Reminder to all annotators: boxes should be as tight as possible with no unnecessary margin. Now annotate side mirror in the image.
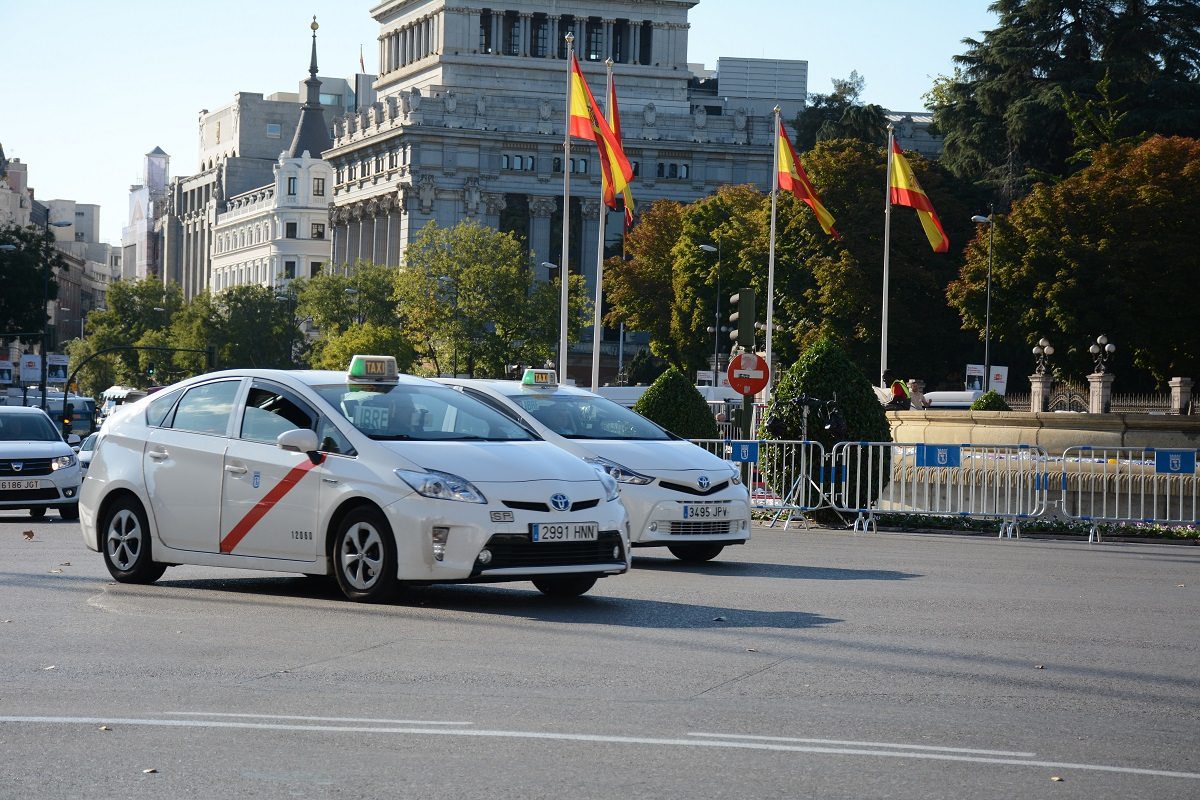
[277,428,320,455]
[67,433,81,447]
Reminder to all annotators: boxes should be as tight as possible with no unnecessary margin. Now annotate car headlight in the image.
[51,454,77,471]
[395,469,487,504]
[730,468,742,486]
[585,456,653,485]
[592,468,620,502]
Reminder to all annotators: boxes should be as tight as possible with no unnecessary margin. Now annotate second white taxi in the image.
[80,357,630,601]
[437,370,751,562]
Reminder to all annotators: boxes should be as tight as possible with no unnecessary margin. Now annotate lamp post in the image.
[541,262,560,373]
[1032,337,1054,374]
[1089,334,1116,373]
[698,243,724,385]
[38,219,73,411]
[971,206,995,391]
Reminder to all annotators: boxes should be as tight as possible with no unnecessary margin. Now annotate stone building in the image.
[121,147,170,281]
[211,22,336,292]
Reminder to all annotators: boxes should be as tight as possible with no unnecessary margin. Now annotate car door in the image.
[142,379,241,553]
[219,380,322,561]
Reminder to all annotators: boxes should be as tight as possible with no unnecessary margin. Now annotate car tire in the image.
[102,496,167,584]
[532,574,598,598]
[58,503,80,521]
[667,542,725,563]
[332,506,399,602]
[29,507,47,520]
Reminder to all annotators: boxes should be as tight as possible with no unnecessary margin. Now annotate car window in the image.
[507,393,670,440]
[0,411,60,442]
[317,416,356,456]
[80,434,98,452]
[239,381,317,443]
[314,383,534,442]
[146,388,184,427]
[169,380,240,436]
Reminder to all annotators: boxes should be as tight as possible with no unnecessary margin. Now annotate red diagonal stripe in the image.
[220,456,322,554]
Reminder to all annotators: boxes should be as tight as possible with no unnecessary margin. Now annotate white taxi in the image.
[437,370,751,562]
[79,356,630,601]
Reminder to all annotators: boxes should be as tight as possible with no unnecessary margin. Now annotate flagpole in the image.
[881,123,895,388]
[559,33,575,380]
[589,60,615,391]
[765,106,781,400]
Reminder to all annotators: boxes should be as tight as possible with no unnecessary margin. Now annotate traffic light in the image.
[727,288,756,352]
[146,361,156,378]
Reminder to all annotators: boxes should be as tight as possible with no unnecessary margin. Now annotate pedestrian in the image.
[907,379,930,409]
[884,372,911,411]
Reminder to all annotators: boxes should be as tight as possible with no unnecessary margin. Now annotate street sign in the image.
[727,353,769,396]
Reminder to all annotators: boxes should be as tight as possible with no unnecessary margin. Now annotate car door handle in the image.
[224,465,248,475]
[322,478,339,485]
[148,450,168,460]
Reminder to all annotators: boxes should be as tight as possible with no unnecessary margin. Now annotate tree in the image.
[632,365,718,439]
[946,136,1200,387]
[312,323,412,371]
[295,261,414,371]
[793,71,885,151]
[0,224,65,339]
[394,220,588,377]
[77,278,184,388]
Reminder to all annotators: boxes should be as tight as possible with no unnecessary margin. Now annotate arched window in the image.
[501,154,511,170]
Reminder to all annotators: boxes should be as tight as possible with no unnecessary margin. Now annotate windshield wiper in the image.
[368,434,414,440]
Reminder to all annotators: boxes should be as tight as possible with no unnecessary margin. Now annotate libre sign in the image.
[727,353,769,396]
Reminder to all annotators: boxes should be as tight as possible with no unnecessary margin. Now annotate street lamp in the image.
[1032,337,1054,375]
[971,206,995,391]
[1089,334,1116,374]
[38,219,73,411]
[698,243,725,383]
[541,262,560,373]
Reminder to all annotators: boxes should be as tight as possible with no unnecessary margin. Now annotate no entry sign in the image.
[727,353,769,396]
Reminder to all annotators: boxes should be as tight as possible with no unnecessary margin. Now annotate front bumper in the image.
[0,474,81,510]
[619,484,752,545]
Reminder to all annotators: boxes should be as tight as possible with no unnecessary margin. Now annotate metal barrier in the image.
[1060,446,1200,542]
[691,439,829,524]
[829,442,1051,537]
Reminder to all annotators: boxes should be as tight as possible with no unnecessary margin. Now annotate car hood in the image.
[571,439,732,474]
[0,441,74,459]
[375,440,602,484]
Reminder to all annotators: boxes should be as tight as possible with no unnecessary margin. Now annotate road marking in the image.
[1,716,1197,780]
[688,732,1036,757]
[168,712,472,726]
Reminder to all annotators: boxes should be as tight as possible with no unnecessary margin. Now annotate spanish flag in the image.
[569,56,634,204]
[777,120,838,239]
[606,75,635,230]
[889,140,948,253]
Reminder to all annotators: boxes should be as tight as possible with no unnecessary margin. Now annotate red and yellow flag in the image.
[569,56,634,204]
[777,120,838,239]
[606,75,635,230]
[889,140,948,253]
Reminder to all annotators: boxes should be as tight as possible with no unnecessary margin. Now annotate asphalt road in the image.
[1,512,1198,799]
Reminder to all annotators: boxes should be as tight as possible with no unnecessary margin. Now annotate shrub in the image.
[633,365,719,438]
[970,390,1011,411]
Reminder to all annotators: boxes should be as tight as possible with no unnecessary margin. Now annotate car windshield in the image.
[507,393,670,441]
[315,383,536,442]
[0,412,61,442]
[80,434,98,452]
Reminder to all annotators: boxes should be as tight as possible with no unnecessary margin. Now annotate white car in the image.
[77,433,99,473]
[437,370,751,562]
[80,356,630,601]
[0,405,82,520]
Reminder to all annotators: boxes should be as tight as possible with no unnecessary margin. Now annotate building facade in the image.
[121,147,170,281]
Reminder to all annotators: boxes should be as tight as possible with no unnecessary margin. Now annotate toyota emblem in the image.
[12,462,23,473]
[550,493,570,512]
[697,475,710,490]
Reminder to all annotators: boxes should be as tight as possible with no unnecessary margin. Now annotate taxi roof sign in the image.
[348,355,399,382]
[521,368,558,388]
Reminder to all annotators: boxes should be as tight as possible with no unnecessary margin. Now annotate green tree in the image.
[946,136,1200,387]
[0,224,65,339]
[395,220,588,377]
[77,278,184,388]
[312,323,413,371]
[295,261,414,371]
[793,71,885,151]
[632,365,719,438]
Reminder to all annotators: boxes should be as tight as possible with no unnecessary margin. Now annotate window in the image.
[284,260,297,279]
[310,262,322,278]
[505,11,520,55]
[479,9,493,53]
[266,123,282,139]
[285,222,298,239]
[656,163,666,178]
[145,389,183,428]
[239,381,317,443]
[348,164,356,181]
[570,158,588,174]
[586,17,603,60]
[558,16,574,59]
[388,151,398,170]
[336,168,344,184]
[319,93,343,107]
[680,164,690,179]
[501,154,510,170]
[532,15,548,57]
[311,223,326,240]
[287,177,297,196]
[553,157,562,173]
[375,155,383,173]
[362,159,371,177]
[313,177,325,196]
[170,381,240,436]
[631,161,640,177]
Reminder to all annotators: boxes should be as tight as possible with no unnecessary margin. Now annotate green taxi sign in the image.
[348,355,399,382]
[521,368,557,388]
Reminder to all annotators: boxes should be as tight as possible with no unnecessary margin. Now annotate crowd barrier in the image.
[685,438,1199,541]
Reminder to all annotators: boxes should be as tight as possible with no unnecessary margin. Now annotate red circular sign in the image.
[727,353,770,396]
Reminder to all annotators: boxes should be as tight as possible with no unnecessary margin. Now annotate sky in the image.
[4,1,997,246]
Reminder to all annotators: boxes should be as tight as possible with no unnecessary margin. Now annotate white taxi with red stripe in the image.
[79,356,630,601]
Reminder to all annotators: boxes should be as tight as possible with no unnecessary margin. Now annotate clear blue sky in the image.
[4,1,997,246]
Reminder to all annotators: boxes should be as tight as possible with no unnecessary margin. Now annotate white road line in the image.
[167,712,472,726]
[2,716,1197,781]
[688,731,1036,757]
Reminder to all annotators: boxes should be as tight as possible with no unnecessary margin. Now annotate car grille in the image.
[668,520,738,535]
[474,530,624,574]
[502,498,601,513]
[0,488,59,501]
[659,480,729,497]
[0,460,52,477]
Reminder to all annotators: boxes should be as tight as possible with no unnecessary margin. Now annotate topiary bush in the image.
[760,337,892,521]
[633,365,719,439]
[970,390,1012,411]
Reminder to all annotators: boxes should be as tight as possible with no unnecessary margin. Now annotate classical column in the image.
[379,35,386,74]
[492,13,501,54]
[579,198,602,296]
[630,22,640,64]
[528,196,556,277]
[603,19,613,61]
[520,13,531,56]
[549,16,559,57]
